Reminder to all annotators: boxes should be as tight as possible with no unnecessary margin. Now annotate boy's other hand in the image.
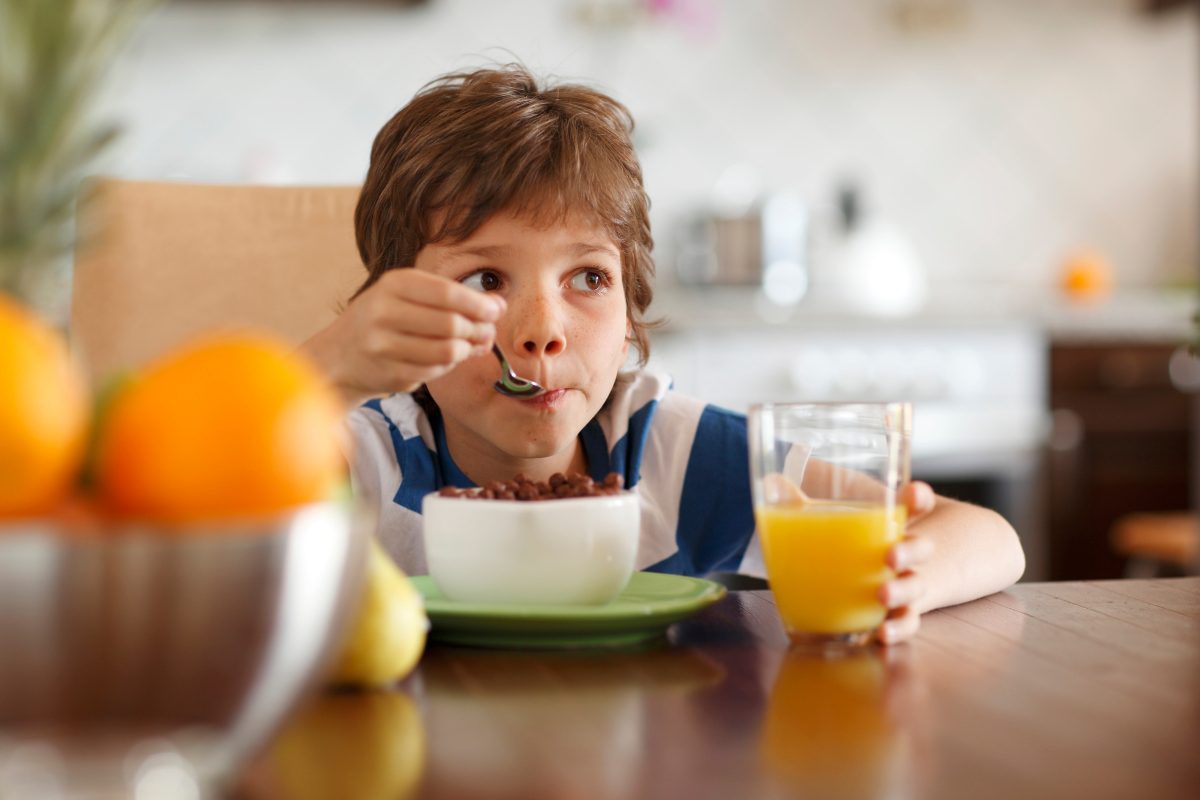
[900,481,936,523]
[301,269,506,408]
[877,480,937,646]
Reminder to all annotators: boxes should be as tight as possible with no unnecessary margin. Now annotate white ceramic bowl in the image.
[421,491,639,606]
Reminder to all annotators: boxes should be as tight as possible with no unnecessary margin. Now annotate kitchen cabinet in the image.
[1047,341,1196,579]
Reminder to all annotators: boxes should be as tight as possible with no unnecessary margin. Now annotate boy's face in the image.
[416,209,630,479]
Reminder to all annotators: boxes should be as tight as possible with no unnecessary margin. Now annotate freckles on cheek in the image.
[595,300,631,341]
[577,320,626,364]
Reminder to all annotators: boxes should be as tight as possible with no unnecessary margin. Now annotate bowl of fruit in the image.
[0,301,416,797]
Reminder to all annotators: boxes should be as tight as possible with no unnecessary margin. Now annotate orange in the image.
[0,294,90,519]
[1061,251,1113,300]
[95,332,346,523]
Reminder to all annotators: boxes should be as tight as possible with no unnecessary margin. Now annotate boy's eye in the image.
[569,268,609,292]
[461,270,502,292]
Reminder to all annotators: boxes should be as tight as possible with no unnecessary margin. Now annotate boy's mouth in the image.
[513,388,568,409]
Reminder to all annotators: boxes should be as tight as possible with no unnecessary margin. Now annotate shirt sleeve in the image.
[343,398,431,575]
[647,404,758,577]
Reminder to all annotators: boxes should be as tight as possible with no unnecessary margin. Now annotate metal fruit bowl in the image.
[0,500,370,798]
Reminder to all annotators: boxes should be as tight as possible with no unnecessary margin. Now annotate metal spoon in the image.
[492,344,544,397]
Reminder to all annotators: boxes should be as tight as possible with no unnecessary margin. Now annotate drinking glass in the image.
[748,402,911,648]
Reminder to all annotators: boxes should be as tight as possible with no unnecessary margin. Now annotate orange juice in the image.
[758,501,906,637]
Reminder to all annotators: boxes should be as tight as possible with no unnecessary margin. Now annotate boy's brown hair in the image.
[353,64,657,362]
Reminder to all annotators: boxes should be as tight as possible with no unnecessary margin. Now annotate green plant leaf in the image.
[0,0,159,311]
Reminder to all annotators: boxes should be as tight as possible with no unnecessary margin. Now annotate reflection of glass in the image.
[760,650,906,799]
[749,402,911,648]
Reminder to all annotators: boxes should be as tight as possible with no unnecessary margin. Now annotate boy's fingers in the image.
[380,268,506,321]
[373,332,478,367]
[384,304,495,343]
[887,536,934,571]
[901,481,936,518]
[878,606,921,645]
[878,571,926,610]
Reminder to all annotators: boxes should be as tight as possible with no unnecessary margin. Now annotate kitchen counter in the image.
[647,284,1198,343]
[1033,289,1198,343]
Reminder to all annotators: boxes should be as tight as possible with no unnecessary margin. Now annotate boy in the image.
[300,65,1025,644]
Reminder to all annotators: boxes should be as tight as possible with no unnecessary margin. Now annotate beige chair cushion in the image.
[70,178,365,384]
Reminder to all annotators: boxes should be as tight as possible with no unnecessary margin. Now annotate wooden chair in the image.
[70,178,363,383]
[1111,511,1199,578]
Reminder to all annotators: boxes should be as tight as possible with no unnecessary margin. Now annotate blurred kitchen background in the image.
[90,0,1198,581]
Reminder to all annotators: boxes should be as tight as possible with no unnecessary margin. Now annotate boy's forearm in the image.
[909,496,1026,613]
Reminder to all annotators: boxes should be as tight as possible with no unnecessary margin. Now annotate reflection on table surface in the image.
[760,648,911,800]
[241,580,1200,800]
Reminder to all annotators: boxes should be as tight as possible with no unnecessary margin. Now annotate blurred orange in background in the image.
[94,332,345,523]
[1060,250,1114,301]
[0,294,89,519]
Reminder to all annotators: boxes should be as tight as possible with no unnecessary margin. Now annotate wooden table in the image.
[241,578,1200,800]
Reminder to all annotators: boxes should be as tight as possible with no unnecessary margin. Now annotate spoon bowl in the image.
[492,344,544,398]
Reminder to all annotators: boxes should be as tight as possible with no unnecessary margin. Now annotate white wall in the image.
[97,0,1197,289]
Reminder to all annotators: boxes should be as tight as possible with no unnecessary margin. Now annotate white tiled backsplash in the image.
[97,0,1197,288]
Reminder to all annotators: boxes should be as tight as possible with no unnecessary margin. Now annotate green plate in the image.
[412,572,727,649]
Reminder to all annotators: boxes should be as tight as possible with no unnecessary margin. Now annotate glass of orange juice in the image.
[748,402,911,649]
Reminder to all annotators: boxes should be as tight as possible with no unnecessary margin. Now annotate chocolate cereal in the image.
[437,472,624,500]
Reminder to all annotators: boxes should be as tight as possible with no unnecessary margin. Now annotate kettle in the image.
[823,183,927,317]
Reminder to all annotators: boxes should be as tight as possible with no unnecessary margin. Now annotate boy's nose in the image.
[512,292,566,358]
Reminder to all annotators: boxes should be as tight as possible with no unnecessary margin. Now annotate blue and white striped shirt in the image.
[344,370,762,578]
